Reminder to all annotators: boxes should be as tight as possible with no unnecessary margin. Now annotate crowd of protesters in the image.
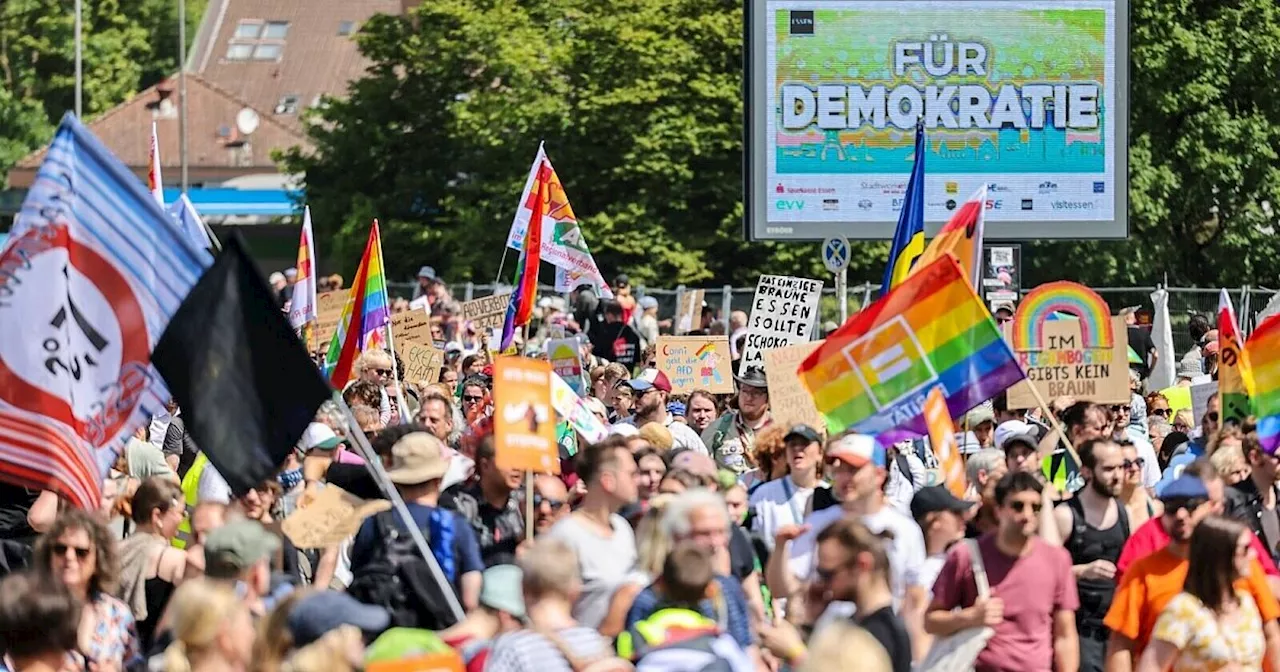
[0,268,1270,672]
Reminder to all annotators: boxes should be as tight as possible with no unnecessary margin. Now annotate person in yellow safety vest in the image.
[173,452,210,549]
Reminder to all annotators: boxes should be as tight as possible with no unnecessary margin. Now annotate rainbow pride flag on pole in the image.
[500,163,549,351]
[1219,289,1253,424]
[1246,313,1280,452]
[798,255,1025,439]
[325,220,390,388]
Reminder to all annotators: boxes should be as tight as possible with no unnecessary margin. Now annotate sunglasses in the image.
[1123,458,1145,470]
[54,543,91,560]
[373,368,392,376]
[1206,411,1219,423]
[534,494,567,510]
[1151,408,1171,417]
[1007,501,1043,514]
[1163,497,1207,513]
[463,394,484,403]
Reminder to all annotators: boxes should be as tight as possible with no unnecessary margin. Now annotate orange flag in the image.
[924,386,966,498]
[912,184,986,289]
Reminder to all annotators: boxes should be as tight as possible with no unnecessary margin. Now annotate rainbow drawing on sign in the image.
[1012,281,1114,352]
[696,343,724,385]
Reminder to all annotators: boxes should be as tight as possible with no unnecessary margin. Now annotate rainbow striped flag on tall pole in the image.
[288,206,319,341]
[1219,289,1253,424]
[325,220,390,388]
[501,162,550,351]
[798,255,1024,439]
[1247,314,1280,452]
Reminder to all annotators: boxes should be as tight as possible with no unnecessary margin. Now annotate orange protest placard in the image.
[493,357,558,474]
[366,653,463,672]
[923,387,966,498]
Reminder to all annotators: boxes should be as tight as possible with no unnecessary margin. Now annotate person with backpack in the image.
[347,427,484,628]
[1049,438,1130,672]
[617,542,753,671]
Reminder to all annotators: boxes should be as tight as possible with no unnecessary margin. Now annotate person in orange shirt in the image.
[1103,474,1280,672]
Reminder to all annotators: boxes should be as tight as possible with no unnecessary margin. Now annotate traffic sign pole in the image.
[822,236,851,327]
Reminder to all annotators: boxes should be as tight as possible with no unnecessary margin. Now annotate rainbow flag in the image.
[325,220,390,387]
[798,255,1025,439]
[1246,313,1280,452]
[288,206,318,334]
[1219,289,1253,424]
[500,163,549,351]
[912,184,986,289]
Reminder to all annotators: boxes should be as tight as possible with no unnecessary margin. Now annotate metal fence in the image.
[387,281,1279,356]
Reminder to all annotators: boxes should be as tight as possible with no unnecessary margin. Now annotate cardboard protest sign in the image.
[551,371,609,443]
[494,357,558,473]
[460,292,511,331]
[1191,381,1218,425]
[739,275,823,373]
[656,336,734,394]
[1004,282,1130,408]
[399,341,444,386]
[281,485,391,549]
[676,289,706,335]
[547,338,585,396]
[390,310,433,347]
[313,290,351,348]
[763,341,823,430]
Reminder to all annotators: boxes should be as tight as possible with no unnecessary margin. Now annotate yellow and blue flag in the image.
[880,123,926,296]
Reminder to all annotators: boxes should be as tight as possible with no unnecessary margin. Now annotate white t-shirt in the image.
[788,503,927,609]
[749,476,821,552]
[547,513,637,629]
[666,418,708,454]
[885,452,927,517]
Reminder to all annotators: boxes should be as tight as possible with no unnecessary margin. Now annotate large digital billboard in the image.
[746,0,1128,241]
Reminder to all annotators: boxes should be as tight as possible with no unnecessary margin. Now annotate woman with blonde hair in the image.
[162,579,256,672]
[34,508,141,669]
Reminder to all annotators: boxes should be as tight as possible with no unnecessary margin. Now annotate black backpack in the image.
[346,510,460,631]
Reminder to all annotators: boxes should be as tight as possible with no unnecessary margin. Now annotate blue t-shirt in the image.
[624,574,754,650]
[1154,441,1206,496]
[350,502,484,591]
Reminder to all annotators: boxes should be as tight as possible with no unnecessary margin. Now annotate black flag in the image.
[153,232,330,496]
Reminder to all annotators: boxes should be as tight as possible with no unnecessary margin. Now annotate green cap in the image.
[204,519,281,578]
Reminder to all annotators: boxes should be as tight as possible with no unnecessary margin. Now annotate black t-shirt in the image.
[811,486,840,513]
[1128,326,1155,379]
[728,524,755,581]
[0,484,38,545]
[855,606,913,672]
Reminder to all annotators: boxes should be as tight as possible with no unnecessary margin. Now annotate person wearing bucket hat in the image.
[348,427,485,614]
[702,368,772,475]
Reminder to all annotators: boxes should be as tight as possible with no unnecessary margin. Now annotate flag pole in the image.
[333,392,465,622]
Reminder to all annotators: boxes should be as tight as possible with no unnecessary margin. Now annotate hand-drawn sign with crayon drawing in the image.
[1005,281,1128,408]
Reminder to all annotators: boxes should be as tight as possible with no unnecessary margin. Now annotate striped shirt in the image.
[485,627,610,672]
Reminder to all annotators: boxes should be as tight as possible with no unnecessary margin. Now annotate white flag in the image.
[288,206,318,330]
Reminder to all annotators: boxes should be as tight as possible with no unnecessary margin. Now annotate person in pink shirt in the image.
[1116,458,1279,580]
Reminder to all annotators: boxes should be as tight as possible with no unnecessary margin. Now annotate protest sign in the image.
[1005,282,1129,408]
[739,275,823,373]
[460,292,511,331]
[390,310,433,347]
[676,289,706,334]
[1191,381,1218,425]
[494,357,558,473]
[656,336,734,394]
[281,485,391,549]
[763,341,823,430]
[313,290,350,347]
[368,655,464,672]
[547,338,586,396]
[399,341,444,386]
[551,371,609,443]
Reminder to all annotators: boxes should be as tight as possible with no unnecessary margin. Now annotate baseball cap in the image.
[825,433,885,468]
[785,424,822,444]
[298,422,343,451]
[994,420,1037,450]
[1160,475,1209,501]
[385,432,449,485]
[480,565,526,618]
[287,590,391,646]
[627,369,672,394]
[911,486,977,520]
[204,519,281,578]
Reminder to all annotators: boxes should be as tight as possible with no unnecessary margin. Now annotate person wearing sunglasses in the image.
[353,349,395,425]
[532,474,571,535]
[1225,433,1280,567]
[928,471,1079,672]
[1104,472,1280,672]
[1120,445,1163,530]
[34,508,142,670]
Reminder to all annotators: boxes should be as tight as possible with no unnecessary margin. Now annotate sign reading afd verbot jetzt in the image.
[747,0,1128,241]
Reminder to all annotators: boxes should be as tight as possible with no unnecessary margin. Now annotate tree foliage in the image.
[289,0,1280,289]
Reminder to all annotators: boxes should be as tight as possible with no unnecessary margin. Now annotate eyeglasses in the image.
[1151,408,1171,417]
[1007,501,1042,514]
[1123,458,1145,470]
[53,543,91,560]
[373,368,392,376]
[1163,497,1207,513]
[534,494,567,510]
[463,394,484,404]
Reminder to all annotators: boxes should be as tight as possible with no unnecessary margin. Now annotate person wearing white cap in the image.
[618,370,707,454]
[767,433,927,651]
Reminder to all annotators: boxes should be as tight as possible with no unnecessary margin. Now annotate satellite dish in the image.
[236,108,260,135]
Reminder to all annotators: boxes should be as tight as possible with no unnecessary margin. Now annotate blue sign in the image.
[822,236,850,274]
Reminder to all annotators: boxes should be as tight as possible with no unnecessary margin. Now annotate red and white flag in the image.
[288,207,318,331]
[147,122,164,207]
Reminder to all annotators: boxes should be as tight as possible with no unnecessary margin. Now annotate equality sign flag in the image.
[506,144,612,299]
[798,256,1024,439]
[1218,289,1253,424]
[0,113,210,508]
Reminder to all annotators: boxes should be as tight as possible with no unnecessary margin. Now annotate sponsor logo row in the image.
[773,196,1103,213]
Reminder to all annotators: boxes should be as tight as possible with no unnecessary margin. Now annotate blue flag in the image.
[0,113,210,507]
[166,193,215,255]
[880,123,926,297]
